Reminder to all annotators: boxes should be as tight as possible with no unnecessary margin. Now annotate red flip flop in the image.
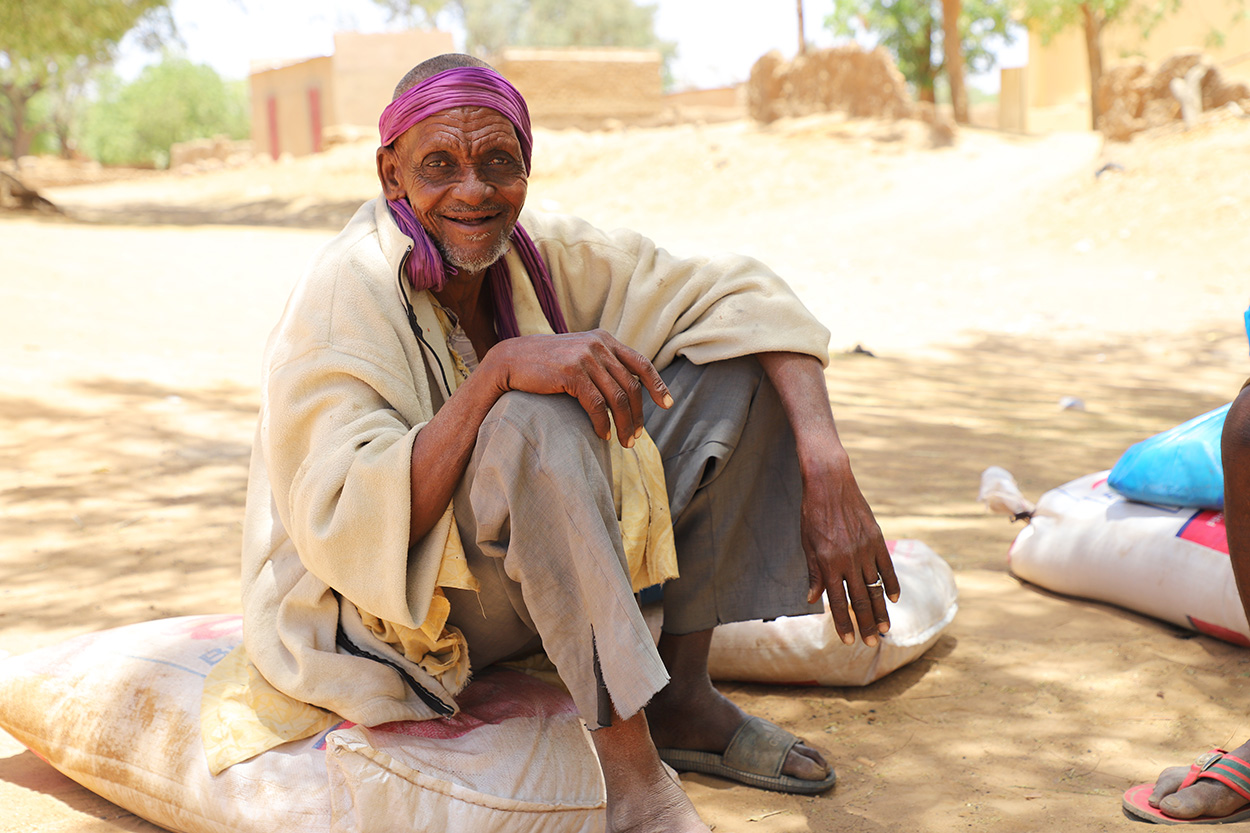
[1122,750,1250,824]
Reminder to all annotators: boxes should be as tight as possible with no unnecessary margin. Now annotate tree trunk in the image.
[796,0,806,55]
[941,0,968,124]
[11,97,35,161]
[1080,3,1105,130]
[0,79,44,162]
[55,121,74,159]
[918,19,936,103]
[0,83,15,159]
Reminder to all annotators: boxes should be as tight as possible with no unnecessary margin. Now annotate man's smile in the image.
[445,211,499,226]
[440,209,508,238]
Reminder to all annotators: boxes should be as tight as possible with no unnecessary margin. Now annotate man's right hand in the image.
[481,329,673,446]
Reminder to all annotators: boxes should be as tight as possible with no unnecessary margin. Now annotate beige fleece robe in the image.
[241,196,832,726]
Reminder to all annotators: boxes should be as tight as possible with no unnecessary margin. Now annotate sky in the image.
[118,0,1025,92]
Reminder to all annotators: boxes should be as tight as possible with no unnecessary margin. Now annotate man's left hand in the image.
[799,449,899,646]
[756,351,899,646]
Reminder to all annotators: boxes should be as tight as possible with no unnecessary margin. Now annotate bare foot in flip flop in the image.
[1122,742,1250,824]
[1151,743,1250,820]
[645,630,835,793]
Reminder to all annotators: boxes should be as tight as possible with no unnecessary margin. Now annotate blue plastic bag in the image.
[1108,403,1231,510]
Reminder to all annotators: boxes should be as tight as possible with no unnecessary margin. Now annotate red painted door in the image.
[266,95,279,159]
[308,87,322,154]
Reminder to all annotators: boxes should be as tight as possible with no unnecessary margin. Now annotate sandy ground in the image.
[2,108,1250,832]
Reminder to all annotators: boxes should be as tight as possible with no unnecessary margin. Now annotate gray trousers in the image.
[443,356,820,728]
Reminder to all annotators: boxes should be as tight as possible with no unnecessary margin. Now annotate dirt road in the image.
[2,110,1248,832]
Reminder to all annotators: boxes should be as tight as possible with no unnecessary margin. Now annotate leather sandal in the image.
[657,715,837,795]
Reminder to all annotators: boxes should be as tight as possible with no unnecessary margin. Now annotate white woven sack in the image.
[326,671,605,833]
[0,615,606,833]
[643,539,958,687]
[1008,470,1249,645]
[0,616,330,833]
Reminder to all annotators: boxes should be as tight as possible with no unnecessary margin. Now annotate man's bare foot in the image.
[1149,742,1250,819]
[645,630,831,783]
[592,708,711,833]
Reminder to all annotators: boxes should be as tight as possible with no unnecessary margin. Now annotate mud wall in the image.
[496,47,663,129]
[1098,51,1250,140]
[747,46,914,124]
[168,137,253,171]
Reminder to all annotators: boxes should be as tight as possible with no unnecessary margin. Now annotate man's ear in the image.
[376,146,406,201]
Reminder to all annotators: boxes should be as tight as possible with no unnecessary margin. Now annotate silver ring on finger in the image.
[866,577,885,590]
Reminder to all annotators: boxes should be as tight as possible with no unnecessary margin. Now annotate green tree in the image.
[1016,0,1180,128]
[942,0,969,122]
[513,0,668,49]
[370,0,447,27]
[371,0,675,78]
[455,0,527,55]
[0,0,173,159]
[77,54,249,168]
[44,55,96,158]
[827,0,1013,106]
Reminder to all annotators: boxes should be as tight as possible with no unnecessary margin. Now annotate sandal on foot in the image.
[1122,749,1250,824]
[657,715,837,795]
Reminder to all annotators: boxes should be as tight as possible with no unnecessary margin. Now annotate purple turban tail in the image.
[378,65,567,340]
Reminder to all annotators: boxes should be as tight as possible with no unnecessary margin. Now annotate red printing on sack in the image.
[374,669,577,741]
[1176,510,1229,555]
[1187,615,1250,648]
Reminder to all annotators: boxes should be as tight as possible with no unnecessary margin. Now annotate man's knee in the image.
[480,390,600,448]
[470,391,614,501]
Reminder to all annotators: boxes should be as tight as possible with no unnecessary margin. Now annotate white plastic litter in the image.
[1008,470,1249,645]
[979,466,1036,520]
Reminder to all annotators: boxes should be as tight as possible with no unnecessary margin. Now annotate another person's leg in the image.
[1143,744,1250,820]
[1129,386,1250,822]
[444,390,708,833]
[641,356,834,788]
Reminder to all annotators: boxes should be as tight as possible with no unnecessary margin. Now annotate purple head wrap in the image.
[379,65,566,340]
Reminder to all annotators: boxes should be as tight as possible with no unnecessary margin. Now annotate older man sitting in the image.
[241,53,898,832]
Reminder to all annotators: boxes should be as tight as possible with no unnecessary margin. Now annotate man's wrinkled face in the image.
[381,106,527,276]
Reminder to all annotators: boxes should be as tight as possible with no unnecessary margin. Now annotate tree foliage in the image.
[826,0,1013,101]
[0,0,174,159]
[1017,0,1177,42]
[1015,0,1180,128]
[371,0,675,72]
[77,54,248,168]
[369,0,447,28]
[0,0,170,60]
[510,0,668,49]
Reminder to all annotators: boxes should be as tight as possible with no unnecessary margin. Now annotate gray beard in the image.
[434,226,514,275]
